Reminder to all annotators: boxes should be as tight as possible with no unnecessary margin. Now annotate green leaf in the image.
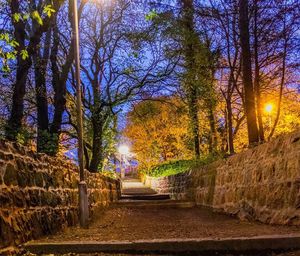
[6,52,16,60]
[13,13,21,22]
[23,14,30,20]
[43,5,56,17]
[9,40,19,48]
[124,67,134,75]
[132,52,139,58]
[32,11,43,25]
[0,33,9,42]
[2,64,10,73]
[20,49,29,60]
[145,10,158,21]
[4,33,9,42]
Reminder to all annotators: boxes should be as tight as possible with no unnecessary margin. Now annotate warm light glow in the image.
[118,145,129,155]
[265,103,273,114]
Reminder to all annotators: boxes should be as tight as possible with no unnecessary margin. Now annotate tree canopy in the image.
[0,0,299,173]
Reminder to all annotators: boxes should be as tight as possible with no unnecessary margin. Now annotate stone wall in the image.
[0,140,120,254]
[143,172,190,200]
[190,130,300,225]
[143,130,300,226]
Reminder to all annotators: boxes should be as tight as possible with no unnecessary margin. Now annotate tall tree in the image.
[5,0,64,141]
[33,1,86,155]
[238,0,259,145]
[181,0,201,158]
[75,0,176,172]
[33,19,52,152]
[253,0,264,142]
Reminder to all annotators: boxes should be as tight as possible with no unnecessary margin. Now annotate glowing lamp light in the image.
[265,103,273,114]
[118,145,129,155]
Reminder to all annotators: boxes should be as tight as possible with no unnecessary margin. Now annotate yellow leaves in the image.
[11,3,55,27]
[32,4,56,26]
[0,33,9,42]
[0,33,19,48]
[0,33,19,72]
[145,10,158,21]
[31,10,43,25]
[23,14,30,20]
[124,97,193,170]
[20,49,29,60]
[13,13,21,22]
[43,5,56,18]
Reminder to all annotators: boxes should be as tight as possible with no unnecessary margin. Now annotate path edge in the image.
[24,234,300,254]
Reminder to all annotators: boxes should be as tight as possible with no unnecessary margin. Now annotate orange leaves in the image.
[124,97,193,170]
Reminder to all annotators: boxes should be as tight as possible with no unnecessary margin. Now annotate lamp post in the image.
[265,103,273,128]
[72,0,89,228]
[118,145,129,180]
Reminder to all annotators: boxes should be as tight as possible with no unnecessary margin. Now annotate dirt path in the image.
[34,179,300,243]
[25,179,300,255]
[34,206,300,243]
[23,252,300,256]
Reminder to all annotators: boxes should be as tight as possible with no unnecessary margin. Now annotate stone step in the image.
[120,193,170,201]
[24,235,300,255]
[114,200,195,208]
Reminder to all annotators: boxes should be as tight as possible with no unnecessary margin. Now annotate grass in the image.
[101,170,119,180]
[145,154,220,178]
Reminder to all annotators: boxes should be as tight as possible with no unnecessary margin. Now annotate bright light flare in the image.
[265,103,274,114]
[118,145,129,155]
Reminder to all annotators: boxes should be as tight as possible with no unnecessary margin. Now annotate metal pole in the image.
[121,154,125,180]
[72,0,89,228]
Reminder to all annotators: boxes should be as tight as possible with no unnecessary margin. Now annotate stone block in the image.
[4,163,18,186]
[13,189,26,207]
[0,189,13,208]
[43,172,54,189]
[16,170,29,188]
[34,172,44,187]
[0,214,14,249]
[28,189,41,207]
[0,151,14,161]
[295,194,300,209]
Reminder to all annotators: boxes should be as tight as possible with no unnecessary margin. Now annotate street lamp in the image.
[118,145,129,179]
[118,145,129,155]
[264,103,274,129]
[72,0,89,229]
[265,103,273,114]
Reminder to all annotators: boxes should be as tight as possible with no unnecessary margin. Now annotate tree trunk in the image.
[255,73,264,142]
[181,0,200,158]
[188,91,201,158]
[253,0,264,142]
[89,117,103,172]
[83,143,90,170]
[48,2,78,155]
[5,0,29,140]
[226,98,235,154]
[239,0,259,145]
[34,29,52,152]
[6,58,31,141]
[268,14,287,140]
[207,102,218,155]
[6,0,64,142]
[48,19,64,155]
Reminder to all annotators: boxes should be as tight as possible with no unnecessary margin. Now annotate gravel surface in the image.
[23,250,300,256]
[34,206,300,242]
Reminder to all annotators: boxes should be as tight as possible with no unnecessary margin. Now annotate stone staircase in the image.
[117,178,195,208]
[23,178,300,255]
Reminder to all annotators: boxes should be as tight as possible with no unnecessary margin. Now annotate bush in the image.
[144,154,220,178]
[101,170,119,179]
